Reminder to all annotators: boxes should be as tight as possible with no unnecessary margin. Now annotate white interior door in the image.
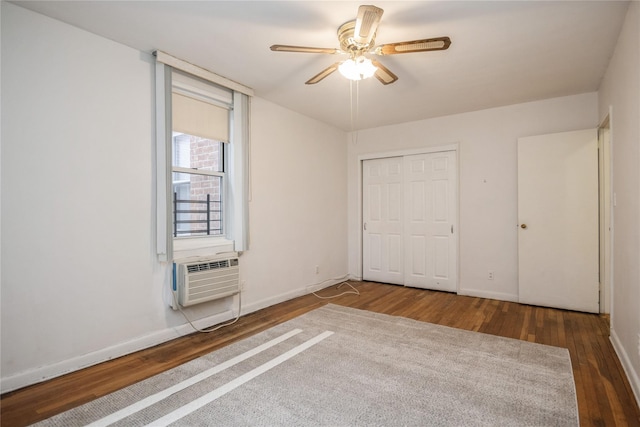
[362,157,404,285]
[517,129,599,313]
[404,152,457,291]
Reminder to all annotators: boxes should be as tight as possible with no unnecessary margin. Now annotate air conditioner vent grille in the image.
[187,260,229,273]
[175,253,240,308]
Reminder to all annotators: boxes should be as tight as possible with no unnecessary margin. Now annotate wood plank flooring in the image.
[2,281,639,426]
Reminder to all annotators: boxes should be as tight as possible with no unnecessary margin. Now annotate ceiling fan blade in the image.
[371,59,398,85]
[375,37,451,55]
[305,62,340,85]
[353,5,384,46]
[270,45,340,54]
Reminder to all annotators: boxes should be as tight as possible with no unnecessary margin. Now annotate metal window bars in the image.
[173,192,222,237]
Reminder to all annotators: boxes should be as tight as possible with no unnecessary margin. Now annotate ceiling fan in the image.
[270,4,451,85]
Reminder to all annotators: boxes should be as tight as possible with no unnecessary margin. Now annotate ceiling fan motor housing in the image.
[338,20,375,54]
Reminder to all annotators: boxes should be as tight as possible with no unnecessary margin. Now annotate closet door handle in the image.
[364,223,367,231]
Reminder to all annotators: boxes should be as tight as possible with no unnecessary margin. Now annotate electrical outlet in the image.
[488,271,494,280]
[240,280,246,291]
[315,265,320,274]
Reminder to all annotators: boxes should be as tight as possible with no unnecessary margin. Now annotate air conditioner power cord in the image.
[172,291,242,333]
[311,275,360,299]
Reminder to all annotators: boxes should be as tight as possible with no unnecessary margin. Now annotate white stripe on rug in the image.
[86,328,304,427]
[146,330,334,427]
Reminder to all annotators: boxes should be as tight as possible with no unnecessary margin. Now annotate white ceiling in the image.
[12,1,629,131]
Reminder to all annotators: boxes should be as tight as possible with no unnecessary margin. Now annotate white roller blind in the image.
[172,92,229,143]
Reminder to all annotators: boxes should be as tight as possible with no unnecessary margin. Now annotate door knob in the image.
[520,224,527,229]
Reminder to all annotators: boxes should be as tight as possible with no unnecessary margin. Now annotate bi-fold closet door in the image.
[362,151,457,292]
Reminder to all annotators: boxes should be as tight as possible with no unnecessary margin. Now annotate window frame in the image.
[155,51,251,262]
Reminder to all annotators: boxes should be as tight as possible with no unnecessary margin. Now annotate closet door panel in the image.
[362,157,404,285]
[404,152,456,291]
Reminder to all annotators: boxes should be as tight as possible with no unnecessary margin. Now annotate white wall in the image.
[240,98,348,310]
[598,1,640,406]
[0,3,347,392]
[348,93,599,301]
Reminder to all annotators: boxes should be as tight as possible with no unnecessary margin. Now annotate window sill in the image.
[173,236,234,260]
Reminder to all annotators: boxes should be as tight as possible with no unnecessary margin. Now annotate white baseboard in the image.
[610,328,640,409]
[241,276,348,315]
[242,288,308,315]
[0,309,234,394]
[457,288,519,303]
[0,277,348,394]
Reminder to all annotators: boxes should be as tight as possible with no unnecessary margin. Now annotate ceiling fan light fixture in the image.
[271,5,451,85]
[338,56,377,81]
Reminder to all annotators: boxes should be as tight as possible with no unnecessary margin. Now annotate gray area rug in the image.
[34,304,578,426]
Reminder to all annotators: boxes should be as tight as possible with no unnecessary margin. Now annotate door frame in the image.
[357,143,460,290]
[598,110,614,315]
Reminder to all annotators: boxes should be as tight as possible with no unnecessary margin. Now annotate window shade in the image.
[172,92,229,143]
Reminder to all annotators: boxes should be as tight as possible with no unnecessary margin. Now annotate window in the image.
[172,133,224,237]
[171,71,231,240]
[155,51,252,261]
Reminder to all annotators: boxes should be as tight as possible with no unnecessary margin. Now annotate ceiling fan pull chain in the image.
[350,79,354,133]
[356,79,360,129]
[350,80,361,145]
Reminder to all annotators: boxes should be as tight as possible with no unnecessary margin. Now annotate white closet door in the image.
[362,157,404,285]
[362,151,457,292]
[404,152,457,291]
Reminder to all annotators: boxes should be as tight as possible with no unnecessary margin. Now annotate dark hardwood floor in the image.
[2,281,639,426]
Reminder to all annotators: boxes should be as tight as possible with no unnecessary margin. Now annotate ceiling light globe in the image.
[338,59,360,80]
[339,56,377,81]
[358,57,377,79]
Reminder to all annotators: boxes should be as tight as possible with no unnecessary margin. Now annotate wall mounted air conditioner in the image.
[174,253,239,308]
